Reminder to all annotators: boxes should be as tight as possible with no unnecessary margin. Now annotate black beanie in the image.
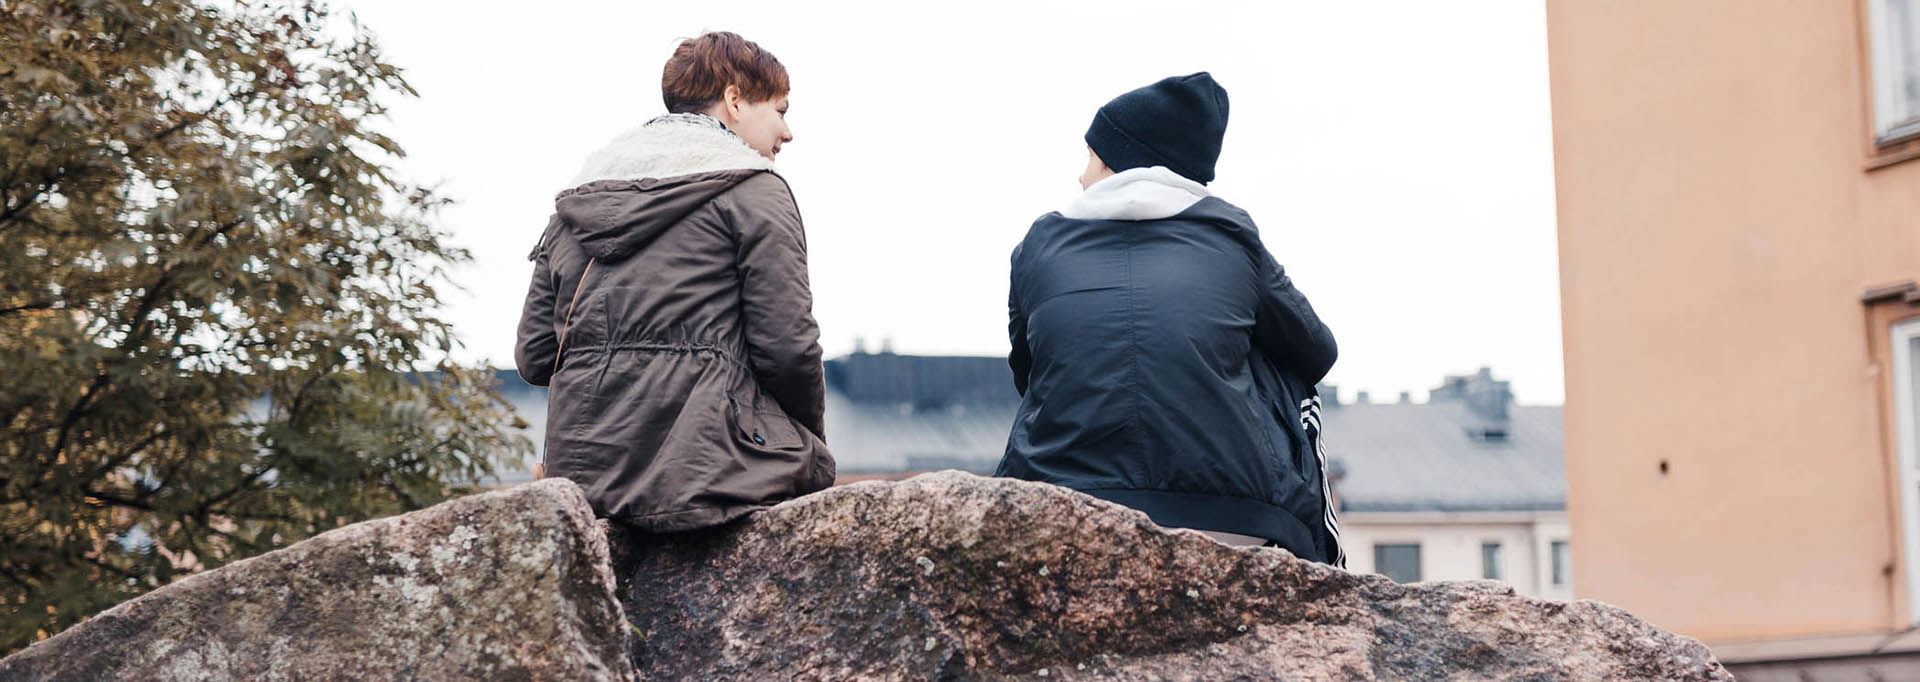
[1084,72,1229,185]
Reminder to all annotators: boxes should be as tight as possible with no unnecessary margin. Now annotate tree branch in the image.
[80,429,169,487]
[47,216,250,465]
[83,488,153,512]
[0,301,57,316]
[192,467,271,516]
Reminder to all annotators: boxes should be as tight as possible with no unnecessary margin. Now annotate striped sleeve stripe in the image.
[1301,396,1345,568]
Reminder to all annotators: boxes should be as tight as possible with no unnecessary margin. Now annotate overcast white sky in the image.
[339,0,1565,405]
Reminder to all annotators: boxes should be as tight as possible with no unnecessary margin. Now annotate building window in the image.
[1550,540,1572,588]
[1374,543,1421,583]
[1892,318,1920,624]
[1481,542,1503,580]
[1870,0,1920,143]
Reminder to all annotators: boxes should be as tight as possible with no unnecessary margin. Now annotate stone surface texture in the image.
[612,471,1730,681]
[0,479,633,681]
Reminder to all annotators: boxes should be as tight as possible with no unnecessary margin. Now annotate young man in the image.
[996,73,1344,566]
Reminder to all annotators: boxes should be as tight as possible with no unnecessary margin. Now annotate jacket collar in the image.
[567,114,775,189]
[648,111,731,132]
[1060,166,1210,221]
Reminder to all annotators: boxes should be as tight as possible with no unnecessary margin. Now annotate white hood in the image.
[568,115,774,188]
[1060,166,1210,221]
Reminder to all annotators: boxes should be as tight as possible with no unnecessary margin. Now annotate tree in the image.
[0,0,531,653]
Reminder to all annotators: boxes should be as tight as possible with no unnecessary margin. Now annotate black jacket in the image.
[995,196,1343,564]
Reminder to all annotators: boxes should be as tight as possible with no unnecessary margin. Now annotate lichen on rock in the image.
[0,480,634,681]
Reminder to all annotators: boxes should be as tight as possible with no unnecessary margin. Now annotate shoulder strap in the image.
[551,257,598,376]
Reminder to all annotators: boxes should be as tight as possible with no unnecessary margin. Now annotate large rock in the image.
[613,471,1729,681]
[0,480,633,681]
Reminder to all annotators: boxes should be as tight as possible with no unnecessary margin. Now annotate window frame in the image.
[1550,539,1572,588]
[1373,542,1422,584]
[1891,317,1920,624]
[1858,0,1920,168]
[1481,541,1504,581]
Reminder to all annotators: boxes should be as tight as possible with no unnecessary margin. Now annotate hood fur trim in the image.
[568,118,774,188]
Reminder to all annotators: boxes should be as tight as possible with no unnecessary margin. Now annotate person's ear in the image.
[722,84,744,124]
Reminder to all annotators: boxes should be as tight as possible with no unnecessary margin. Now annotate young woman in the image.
[515,31,833,532]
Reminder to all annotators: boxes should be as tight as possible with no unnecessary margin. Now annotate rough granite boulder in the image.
[0,479,634,681]
[612,471,1730,681]
[2,470,1730,681]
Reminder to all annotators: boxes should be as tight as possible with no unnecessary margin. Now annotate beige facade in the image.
[1342,511,1573,602]
[1547,0,1920,662]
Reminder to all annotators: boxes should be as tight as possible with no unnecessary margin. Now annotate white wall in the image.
[1340,510,1573,601]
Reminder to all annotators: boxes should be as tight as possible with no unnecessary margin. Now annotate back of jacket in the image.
[515,116,833,533]
[997,195,1341,563]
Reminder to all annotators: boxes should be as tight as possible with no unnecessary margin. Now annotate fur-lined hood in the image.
[568,114,774,188]
[552,116,782,263]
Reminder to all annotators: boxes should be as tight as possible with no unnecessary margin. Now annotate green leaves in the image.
[1,0,529,653]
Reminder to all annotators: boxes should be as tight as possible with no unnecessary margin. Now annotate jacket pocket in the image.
[728,395,804,450]
[554,355,610,443]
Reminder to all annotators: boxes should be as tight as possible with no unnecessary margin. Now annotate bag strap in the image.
[551,257,597,376]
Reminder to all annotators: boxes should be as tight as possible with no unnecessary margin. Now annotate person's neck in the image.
[648,111,737,139]
[1080,169,1116,190]
[696,109,735,132]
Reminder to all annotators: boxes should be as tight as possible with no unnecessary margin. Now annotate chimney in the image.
[1315,383,1341,408]
[1430,375,1470,401]
[1431,367,1513,417]
[1463,367,1513,422]
[1430,367,1515,443]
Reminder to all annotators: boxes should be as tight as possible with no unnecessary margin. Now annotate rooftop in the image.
[492,358,1564,513]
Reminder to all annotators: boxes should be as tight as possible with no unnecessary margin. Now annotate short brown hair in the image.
[661,32,790,114]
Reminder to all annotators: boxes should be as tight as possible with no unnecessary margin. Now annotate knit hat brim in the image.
[1085,110,1205,184]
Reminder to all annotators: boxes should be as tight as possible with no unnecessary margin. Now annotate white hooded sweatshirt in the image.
[1060,166,1210,221]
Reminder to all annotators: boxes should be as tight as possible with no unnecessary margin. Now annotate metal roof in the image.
[822,353,1019,473]
[1322,401,1565,512]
